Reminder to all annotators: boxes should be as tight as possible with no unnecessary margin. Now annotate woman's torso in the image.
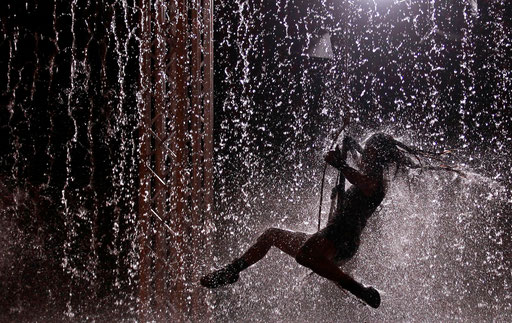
[327,181,385,240]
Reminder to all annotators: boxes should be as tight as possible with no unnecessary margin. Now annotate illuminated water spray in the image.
[212,0,511,321]
[0,0,510,321]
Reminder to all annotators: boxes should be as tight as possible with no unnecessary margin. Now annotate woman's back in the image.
[328,183,385,237]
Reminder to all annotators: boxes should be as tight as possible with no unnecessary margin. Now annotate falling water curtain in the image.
[1,0,145,318]
[2,0,511,321]
[1,0,213,320]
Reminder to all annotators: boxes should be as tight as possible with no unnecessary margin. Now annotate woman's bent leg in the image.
[239,228,310,267]
[295,234,381,308]
[200,228,309,288]
[295,234,351,282]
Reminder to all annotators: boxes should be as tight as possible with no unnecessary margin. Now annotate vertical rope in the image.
[317,120,349,231]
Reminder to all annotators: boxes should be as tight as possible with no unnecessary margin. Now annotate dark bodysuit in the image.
[319,182,385,262]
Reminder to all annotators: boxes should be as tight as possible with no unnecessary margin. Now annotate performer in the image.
[201,133,454,309]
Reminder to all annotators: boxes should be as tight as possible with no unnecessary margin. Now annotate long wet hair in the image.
[363,132,462,176]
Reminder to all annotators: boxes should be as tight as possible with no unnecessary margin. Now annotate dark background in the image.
[1,1,141,319]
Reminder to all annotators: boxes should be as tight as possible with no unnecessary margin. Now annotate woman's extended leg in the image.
[295,234,381,308]
[239,228,310,266]
[200,228,310,288]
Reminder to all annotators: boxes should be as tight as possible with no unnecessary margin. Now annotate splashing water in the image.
[211,0,511,321]
[1,0,511,321]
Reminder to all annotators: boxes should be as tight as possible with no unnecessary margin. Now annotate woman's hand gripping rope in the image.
[318,113,351,231]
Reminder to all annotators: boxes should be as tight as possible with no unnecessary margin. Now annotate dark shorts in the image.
[318,224,360,262]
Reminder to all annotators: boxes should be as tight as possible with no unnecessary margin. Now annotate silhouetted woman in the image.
[201,133,456,308]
